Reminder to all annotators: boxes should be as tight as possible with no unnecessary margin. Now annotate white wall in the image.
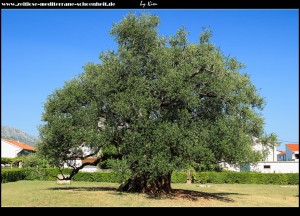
[81,146,94,156]
[277,154,286,161]
[1,139,22,158]
[63,159,82,168]
[295,151,299,162]
[249,161,299,173]
[265,146,277,162]
[286,148,299,161]
[63,160,98,172]
[286,148,294,161]
[81,166,98,172]
[220,162,240,172]
[253,144,277,162]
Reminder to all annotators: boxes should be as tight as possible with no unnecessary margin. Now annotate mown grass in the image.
[1,181,298,207]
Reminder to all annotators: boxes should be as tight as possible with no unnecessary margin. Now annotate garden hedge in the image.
[171,172,187,183]
[1,169,26,183]
[1,168,299,185]
[193,171,299,185]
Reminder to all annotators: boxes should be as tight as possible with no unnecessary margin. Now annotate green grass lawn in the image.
[1,181,298,207]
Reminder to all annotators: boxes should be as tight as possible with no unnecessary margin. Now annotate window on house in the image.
[264,165,271,169]
[295,154,299,159]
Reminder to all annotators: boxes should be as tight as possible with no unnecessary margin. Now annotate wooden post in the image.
[186,169,192,184]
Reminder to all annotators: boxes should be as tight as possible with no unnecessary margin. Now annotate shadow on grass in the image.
[108,192,129,196]
[147,189,247,202]
[47,186,117,192]
[47,186,244,202]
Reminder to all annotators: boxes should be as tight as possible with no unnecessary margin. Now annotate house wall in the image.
[248,161,299,173]
[81,146,94,156]
[81,165,99,172]
[277,154,286,161]
[294,151,299,162]
[265,146,277,161]
[63,159,82,168]
[63,160,99,172]
[286,148,294,161]
[219,162,240,172]
[1,140,22,158]
[252,142,277,162]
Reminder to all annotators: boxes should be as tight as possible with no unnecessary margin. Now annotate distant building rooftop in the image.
[2,138,36,151]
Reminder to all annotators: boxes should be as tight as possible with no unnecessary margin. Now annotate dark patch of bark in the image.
[117,174,173,195]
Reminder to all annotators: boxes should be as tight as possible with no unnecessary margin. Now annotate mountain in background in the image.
[1,126,39,146]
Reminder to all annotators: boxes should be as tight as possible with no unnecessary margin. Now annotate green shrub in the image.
[24,168,72,181]
[171,172,186,183]
[1,169,26,183]
[105,159,131,183]
[267,174,288,184]
[193,171,298,185]
[22,154,50,168]
[23,168,122,183]
[73,172,122,183]
[1,157,14,165]
[233,172,249,183]
[2,168,299,185]
[194,172,208,184]
[286,173,299,185]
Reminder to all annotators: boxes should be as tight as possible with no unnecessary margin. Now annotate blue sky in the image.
[1,9,298,150]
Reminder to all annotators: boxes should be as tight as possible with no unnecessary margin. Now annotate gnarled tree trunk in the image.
[117,173,172,194]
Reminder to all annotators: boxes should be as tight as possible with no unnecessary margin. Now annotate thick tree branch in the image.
[78,152,99,160]
[199,92,218,99]
[68,157,101,179]
[64,146,101,161]
[57,157,102,180]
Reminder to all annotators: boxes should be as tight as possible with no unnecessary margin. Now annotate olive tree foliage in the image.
[38,78,106,178]
[21,153,50,168]
[38,13,277,193]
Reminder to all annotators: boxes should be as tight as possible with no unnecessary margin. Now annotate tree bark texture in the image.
[117,173,172,194]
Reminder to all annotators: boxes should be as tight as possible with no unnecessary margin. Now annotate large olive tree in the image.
[39,13,277,194]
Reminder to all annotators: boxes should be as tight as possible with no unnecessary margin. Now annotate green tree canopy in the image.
[38,13,277,194]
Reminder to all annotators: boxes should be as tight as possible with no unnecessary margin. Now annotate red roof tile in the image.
[2,139,36,151]
[277,150,286,155]
[82,157,98,164]
[286,144,299,152]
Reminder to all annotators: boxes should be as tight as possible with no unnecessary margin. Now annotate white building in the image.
[1,138,36,158]
[221,139,277,172]
[277,150,286,161]
[243,143,299,173]
[219,162,240,172]
[221,141,299,173]
[285,144,299,162]
[63,157,99,172]
[245,161,299,173]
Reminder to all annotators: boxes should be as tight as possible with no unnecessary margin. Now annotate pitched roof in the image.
[277,150,286,155]
[2,139,36,151]
[286,144,299,152]
[82,157,98,164]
